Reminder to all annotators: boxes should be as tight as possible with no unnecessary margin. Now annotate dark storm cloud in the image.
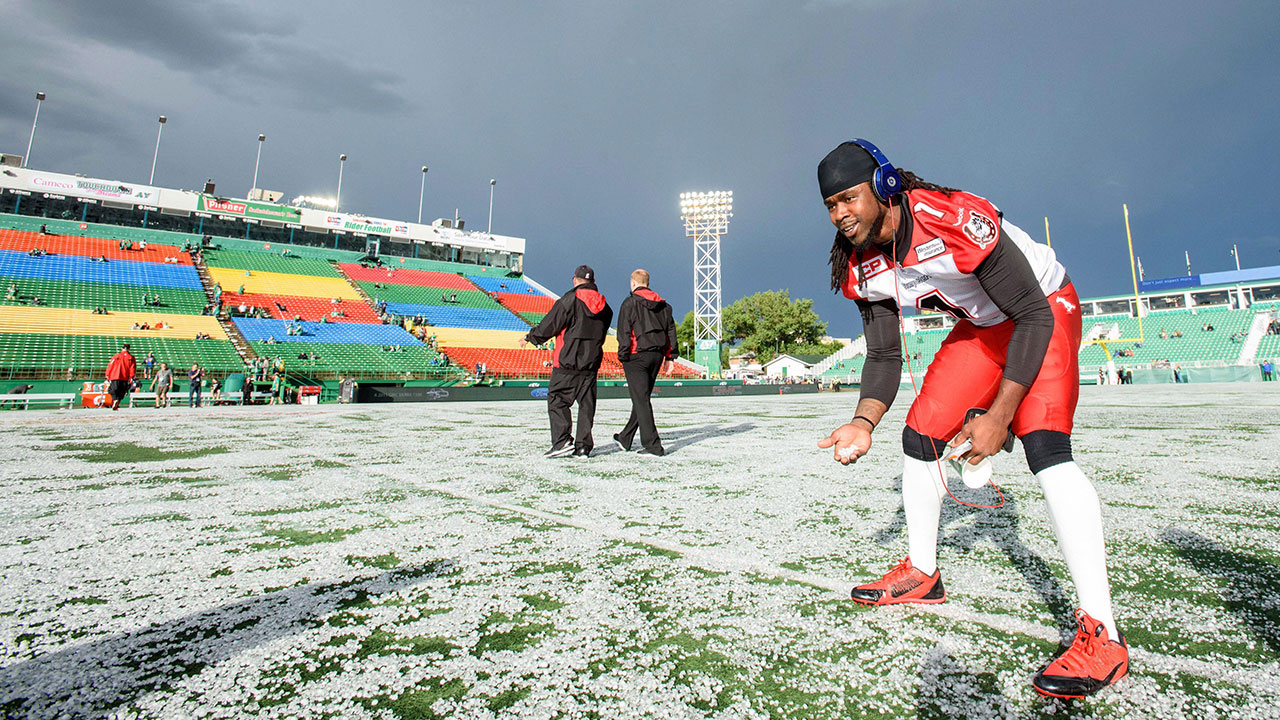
[29,0,408,113]
[1,1,1275,338]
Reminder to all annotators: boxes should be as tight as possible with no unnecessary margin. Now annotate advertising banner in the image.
[1139,275,1202,292]
[27,172,161,204]
[197,195,302,223]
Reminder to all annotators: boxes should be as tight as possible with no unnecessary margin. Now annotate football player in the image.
[815,139,1127,698]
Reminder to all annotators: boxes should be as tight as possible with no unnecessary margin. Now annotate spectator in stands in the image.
[5,284,16,300]
[1159,328,1168,339]
[140,322,151,331]
[188,364,204,408]
[143,352,155,379]
[105,343,136,411]
[152,294,161,307]
[151,362,173,407]
[141,293,149,307]
[39,224,49,234]
[614,268,679,456]
[132,323,141,330]
[238,285,245,295]
[1173,330,1183,338]
[521,264,613,458]
[31,296,42,306]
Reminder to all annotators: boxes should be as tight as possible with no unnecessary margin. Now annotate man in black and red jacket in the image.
[613,269,678,456]
[521,265,613,458]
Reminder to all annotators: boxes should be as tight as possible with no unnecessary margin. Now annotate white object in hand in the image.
[838,444,858,458]
[944,439,993,489]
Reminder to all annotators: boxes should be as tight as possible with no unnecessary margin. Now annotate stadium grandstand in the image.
[814,267,1280,386]
[0,165,700,405]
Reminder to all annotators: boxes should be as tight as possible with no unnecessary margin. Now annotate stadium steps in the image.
[332,261,380,310]
[812,336,867,375]
[1238,311,1271,364]
[191,252,257,363]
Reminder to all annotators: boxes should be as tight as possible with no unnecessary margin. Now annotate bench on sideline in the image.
[0,392,77,410]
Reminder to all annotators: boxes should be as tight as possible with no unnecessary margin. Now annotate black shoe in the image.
[636,447,665,457]
[572,449,591,459]
[613,434,630,452]
[544,444,574,458]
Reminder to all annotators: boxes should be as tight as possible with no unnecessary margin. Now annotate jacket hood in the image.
[632,287,666,309]
[573,283,609,316]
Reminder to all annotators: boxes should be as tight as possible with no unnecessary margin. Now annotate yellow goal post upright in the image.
[1082,204,1146,365]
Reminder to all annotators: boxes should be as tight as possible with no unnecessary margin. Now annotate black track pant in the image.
[548,369,598,452]
[618,352,664,452]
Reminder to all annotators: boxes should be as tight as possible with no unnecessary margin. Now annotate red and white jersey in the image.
[841,189,1065,327]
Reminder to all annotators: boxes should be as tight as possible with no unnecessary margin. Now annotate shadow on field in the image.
[659,422,757,454]
[0,561,453,719]
[874,476,1077,639]
[915,645,1014,719]
[1160,527,1280,656]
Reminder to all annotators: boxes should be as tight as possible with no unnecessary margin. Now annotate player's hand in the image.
[661,360,672,375]
[950,412,1009,465]
[818,423,872,465]
[518,338,528,349]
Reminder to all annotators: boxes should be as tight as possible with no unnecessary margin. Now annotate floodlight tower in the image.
[679,190,732,377]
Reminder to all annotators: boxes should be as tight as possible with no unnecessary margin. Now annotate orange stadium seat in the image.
[0,228,193,265]
[220,292,382,323]
[494,291,556,314]
[337,263,477,290]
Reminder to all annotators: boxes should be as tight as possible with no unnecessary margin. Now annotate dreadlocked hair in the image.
[899,169,961,196]
[827,169,963,293]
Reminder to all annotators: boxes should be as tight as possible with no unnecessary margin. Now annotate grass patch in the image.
[59,441,230,463]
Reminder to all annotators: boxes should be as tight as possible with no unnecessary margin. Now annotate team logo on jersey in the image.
[915,237,946,261]
[962,210,998,249]
[1055,296,1077,314]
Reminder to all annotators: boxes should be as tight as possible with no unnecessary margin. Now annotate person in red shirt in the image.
[814,139,1126,699]
[104,343,137,411]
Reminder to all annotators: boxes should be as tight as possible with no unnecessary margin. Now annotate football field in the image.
[2,385,1278,719]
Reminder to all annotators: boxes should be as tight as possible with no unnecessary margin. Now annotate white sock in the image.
[1037,461,1119,640]
[902,456,947,576]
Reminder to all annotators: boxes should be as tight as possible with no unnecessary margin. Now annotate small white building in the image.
[760,353,823,379]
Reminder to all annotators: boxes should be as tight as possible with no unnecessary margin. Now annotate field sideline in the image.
[2,385,1278,719]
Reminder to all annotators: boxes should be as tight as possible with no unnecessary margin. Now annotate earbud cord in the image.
[886,191,1004,509]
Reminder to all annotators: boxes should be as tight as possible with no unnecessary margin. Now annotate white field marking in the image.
[286,451,1280,695]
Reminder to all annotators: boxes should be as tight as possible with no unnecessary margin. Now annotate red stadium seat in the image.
[0,228,192,265]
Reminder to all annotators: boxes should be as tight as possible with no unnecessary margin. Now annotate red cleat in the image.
[849,557,946,606]
[1033,609,1129,699]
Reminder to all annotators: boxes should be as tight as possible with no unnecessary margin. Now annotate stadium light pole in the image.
[418,166,429,223]
[23,91,45,168]
[488,179,496,234]
[149,115,167,185]
[1232,243,1241,271]
[336,154,347,212]
[680,190,733,378]
[251,134,265,197]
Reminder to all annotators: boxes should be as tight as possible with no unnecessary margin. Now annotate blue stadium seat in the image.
[0,250,202,290]
[466,275,538,295]
[384,302,530,331]
[233,318,424,345]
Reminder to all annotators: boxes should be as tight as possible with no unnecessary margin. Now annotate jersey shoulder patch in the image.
[907,189,1001,273]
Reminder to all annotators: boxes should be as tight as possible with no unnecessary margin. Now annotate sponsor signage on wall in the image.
[27,173,160,203]
[197,195,302,223]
